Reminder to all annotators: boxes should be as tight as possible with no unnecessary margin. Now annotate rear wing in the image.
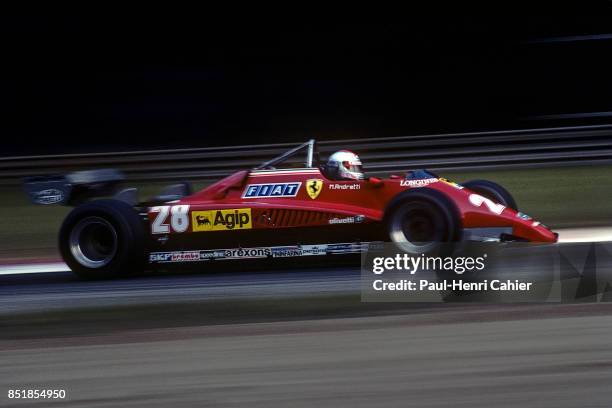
[23,169,125,206]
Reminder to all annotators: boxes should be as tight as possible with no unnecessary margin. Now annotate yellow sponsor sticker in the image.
[439,178,464,190]
[192,208,252,232]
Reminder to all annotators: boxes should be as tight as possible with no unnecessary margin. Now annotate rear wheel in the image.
[59,199,145,279]
[385,189,461,256]
[463,179,518,211]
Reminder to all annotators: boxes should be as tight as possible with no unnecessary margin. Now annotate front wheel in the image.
[385,189,461,256]
[59,199,145,279]
[462,179,518,211]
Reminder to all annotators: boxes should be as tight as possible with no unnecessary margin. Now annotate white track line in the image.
[0,227,610,276]
[0,262,69,275]
[557,227,612,243]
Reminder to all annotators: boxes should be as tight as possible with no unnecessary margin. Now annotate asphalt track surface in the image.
[2,305,612,407]
[0,245,592,315]
[0,227,611,315]
[1,229,612,407]
[0,266,361,315]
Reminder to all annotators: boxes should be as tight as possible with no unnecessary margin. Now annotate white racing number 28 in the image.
[151,205,190,234]
[468,194,505,215]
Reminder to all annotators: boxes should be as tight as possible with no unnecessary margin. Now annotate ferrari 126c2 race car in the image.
[25,140,558,279]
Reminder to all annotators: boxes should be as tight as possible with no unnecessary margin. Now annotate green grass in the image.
[444,165,612,228]
[1,165,610,260]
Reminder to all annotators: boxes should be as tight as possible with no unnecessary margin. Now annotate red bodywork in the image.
[147,167,557,243]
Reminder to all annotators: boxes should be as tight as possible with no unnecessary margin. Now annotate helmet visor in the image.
[343,161,362,174]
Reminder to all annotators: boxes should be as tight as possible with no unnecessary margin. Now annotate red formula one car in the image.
[25,140,557,279]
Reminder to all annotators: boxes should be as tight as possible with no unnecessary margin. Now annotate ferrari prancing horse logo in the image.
[306,179,323,199]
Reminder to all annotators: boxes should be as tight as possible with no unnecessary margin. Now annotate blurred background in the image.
[2,9,612,408]
[1,10,612,262]
[2,11,612,154]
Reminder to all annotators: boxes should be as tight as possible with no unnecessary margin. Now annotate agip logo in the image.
[306,179,323,199]
[192,208,252,232]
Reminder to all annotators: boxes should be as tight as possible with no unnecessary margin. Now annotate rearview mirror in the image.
[368,177,384,187]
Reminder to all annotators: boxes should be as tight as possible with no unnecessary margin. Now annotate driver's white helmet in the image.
[326,150,364,180]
